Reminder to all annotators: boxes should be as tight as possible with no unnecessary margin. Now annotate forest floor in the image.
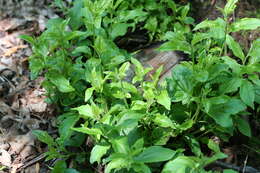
[0,0,259,173]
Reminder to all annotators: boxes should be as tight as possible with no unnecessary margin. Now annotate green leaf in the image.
[162,156,197,173]
[32,130,55,146]
[153,114,174,128]
[235,116,251,137]
[134,146,176,163]
[240,80,255,108]
[105,158,128,173]
[231,18,260,32]
[85,87,94,102]
[51,160,67,173]
[90,144,110,163]
[224,0,238,16]
[207,139,220,153]
[19,35,35,45]
[248,39,260,64]
[29,57,44,80]
[208,98,246,127]
[157,40,191,54]
[72,46,91,56]
[193,20,214,30]
[195,70,209,82]
[144,17,158,36]
[72,126,102,137]
[226,35,245,61]
[191,33,209,45]
[119,62,130,79]
[72,105,95,119]
[111,137,130,154]
[111,23,129,40]
[219,77,242,94]
[118,9,148,21]
[223,169,239,173]
[64,169,80,173]
[47,73,75,93]
[133,163,151,173]
[58,114,79,141]
[156,90,171,110]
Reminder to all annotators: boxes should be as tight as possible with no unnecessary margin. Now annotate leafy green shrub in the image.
[22,0,260,172]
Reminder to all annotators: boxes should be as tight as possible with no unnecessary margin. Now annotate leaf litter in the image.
[0,1,57,172]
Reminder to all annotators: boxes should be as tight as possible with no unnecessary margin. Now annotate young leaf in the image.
[105,158,128,173]
[47,73,75,93]
[153,114,174,128]
[162,156,197,173]
[119,62,130,79]
[240,80,255,108]
[134,146,176,163]
[72,126,102,137]
[72,105,95,119]
[248,39,260,64]
[111,137,130,154]
[90,144,110,164]
[231,18,260,32]
[224,0,238,16]
[235,116,251,137]
[193,20,214,31]
[32,130,55,146]
[226,35,245,61]
[85,87,94,102]
[156,90,171,110]
[157,40,191,54]
[19,35,35,45]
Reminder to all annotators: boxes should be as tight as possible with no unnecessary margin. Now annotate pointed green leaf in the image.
[231,18,260,32]
[111,23,129,40]
[224,0,238,16]
[219,77,242,94]
[32,130,55,146]
[111,137,130,154]
[208,99,246,127]
[235,116,251,137]
[134,146,176,163]
[226,35,245,61]
[193,20,214,30]
[162,156,197,173]
[240,80,255,108]
[157,40,191,54]
[157,90,171,110]
[72,105,94,119]
[153,114,174,128]
[90,144,110,163]
[47,73,75,93]
[248,39,260,64]
[85,87,94,102]
[105,158,128,173]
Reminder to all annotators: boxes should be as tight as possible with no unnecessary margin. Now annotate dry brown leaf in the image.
[0,149,11,167]
[3,45,27,57]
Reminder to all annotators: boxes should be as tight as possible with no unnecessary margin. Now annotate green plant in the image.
[159,0,260,141]
[21,0,260,172]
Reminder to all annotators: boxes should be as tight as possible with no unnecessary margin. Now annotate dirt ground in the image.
[0,0,259,172]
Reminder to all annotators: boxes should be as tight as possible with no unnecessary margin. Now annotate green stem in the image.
[192,103,201,122]
[220,16,229,57]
